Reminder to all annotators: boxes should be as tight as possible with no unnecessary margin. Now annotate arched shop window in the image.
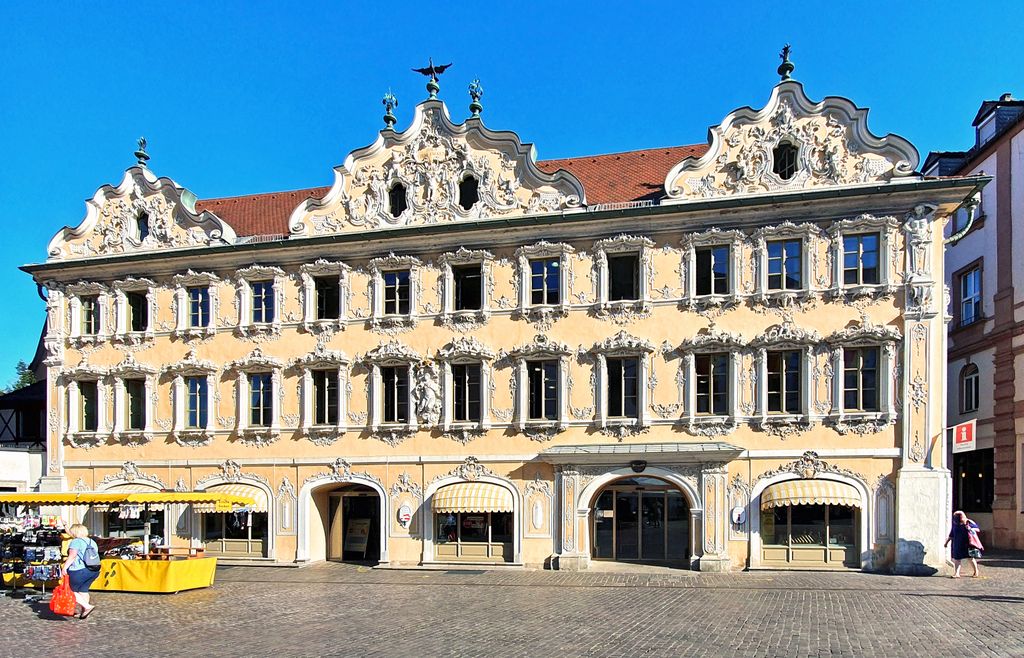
[759,479,861,568]
[433,482,513,563]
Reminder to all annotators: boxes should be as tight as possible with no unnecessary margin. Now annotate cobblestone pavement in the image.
[2,555,1023,658]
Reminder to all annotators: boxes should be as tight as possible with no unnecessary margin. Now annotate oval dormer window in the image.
[772,142,799,180]
[389,183,408,218]
[135,210,151,242]
[458,175,480,211]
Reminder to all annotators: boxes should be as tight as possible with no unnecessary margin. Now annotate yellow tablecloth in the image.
[91,557,217,594]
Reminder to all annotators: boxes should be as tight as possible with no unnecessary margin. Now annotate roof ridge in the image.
[538,143,704,163]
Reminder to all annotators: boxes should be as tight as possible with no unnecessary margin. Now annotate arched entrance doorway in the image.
[319,484,381,563]
[590,476,690,564]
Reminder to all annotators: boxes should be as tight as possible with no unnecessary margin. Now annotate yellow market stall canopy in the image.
[0,491,256,508]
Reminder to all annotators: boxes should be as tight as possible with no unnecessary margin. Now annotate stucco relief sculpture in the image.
[664,81,917,200]
[413,361,442,426]
[289,103,585,236]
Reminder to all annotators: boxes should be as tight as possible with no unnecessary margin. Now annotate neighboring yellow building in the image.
[22,57,984,572]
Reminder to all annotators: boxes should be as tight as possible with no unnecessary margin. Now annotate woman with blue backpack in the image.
[61,523,101,618]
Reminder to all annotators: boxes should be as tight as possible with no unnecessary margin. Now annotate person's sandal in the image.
[79,605,95,620]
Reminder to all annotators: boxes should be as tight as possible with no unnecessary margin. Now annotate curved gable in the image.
[288,99,586,237]
[46,166,237,261]
[664,81,919,201]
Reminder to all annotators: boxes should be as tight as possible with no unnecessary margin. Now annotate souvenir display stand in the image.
[0,491,254,595]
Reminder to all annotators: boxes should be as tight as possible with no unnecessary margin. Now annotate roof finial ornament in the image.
[134,136,150,167]
[412,58,452,99]
[468,79,483,118]
[777,44,795,82]
[382,89,398,131]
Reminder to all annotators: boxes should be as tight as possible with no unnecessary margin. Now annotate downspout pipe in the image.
[944,194,980,245]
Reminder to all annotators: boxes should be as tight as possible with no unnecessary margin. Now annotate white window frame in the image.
[680,229,744,308]
[228,348,284,441]
[60,363,109,448]
[752,222,820,301]
[66,281,109,346]
[292,345,349,443]
[592,235,654,317]
[109,356,158,444]
[826,320,901,428]
[590,330,654,431]
[678,327,744,431]
[960,364,980,414]
[364,340,421,432]
[751,323,820,427]
[506,335,571,432]
[172,270,219,338]
[515,241,574,324]
[112,277,156,343]
[437,337,495,432]
[438,247,494,328]
[164,350,218,447]
[368,253,421,332]
[828,214,898,299]
[300,259,349,333]
[959,266,982,327]
[235,265,285,337]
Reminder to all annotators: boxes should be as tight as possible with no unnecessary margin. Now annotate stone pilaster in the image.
[697,466,730,572]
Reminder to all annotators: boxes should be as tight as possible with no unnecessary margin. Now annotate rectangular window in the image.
[381,366,409,424]
[961,367,980,414]
[81,295,100,335]
[188,286,210,328]
[452,363,482,423]
[843,347,880,412]
[767,239,802,291]
[530,258,560,305]
[607,357,639,419]
[607,254,640,302]
[251,281,275,324]
[126,292,148,332]
[79,381,99,432]
[186,376,208,429]
[766,350,802,414]
[249,373,273,427]
[125,379,146,430]
[383,270,411,315]
[842,233,880,286]
[960,267,982,326]
[315,277,341,320]
[695,246,730,296]
[312,370,339,425]
[453,264,483,311]
[527,360,559,421]
[695,353,729,415]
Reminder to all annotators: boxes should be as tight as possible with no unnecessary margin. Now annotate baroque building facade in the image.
[23,60,983,572]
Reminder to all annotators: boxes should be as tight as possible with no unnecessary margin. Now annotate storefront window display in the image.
[435,512,512,562]
[203,511,268,557]
[106,508,165,540]
[760,504,858,567]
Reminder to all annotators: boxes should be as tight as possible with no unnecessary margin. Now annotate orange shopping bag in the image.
[49,578,76,616]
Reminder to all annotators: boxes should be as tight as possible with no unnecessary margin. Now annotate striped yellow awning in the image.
[104,483,161,494]
[192,484,267,513]
[432,482,513,513]
[0,492,125,506]
[761,480,861,509]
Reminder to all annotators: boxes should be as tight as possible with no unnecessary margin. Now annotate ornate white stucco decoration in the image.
[589,330,655,356]
[430,456,498,485]
[99,461,165,488]
[363,340,421,364]
[750,321,820,348]
[196,459,270,487]
[437,336,496,362]
[302,458,382,487]
[227,346,285,372]
[413,361,442,427]
[664,81,918,201]
[290,343,350,369]
[677,325,745,353]
[755,450,865,484]
[288,100,585,237]
[47,165,236,261]
[503,334,572,361]
[826,314,902,346]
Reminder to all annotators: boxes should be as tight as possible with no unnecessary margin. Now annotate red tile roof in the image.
[195,144,708,237]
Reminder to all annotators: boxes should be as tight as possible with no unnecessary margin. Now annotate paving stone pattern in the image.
[2,556,1023,657]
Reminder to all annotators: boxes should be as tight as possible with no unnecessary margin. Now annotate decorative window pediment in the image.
[368,253,421,334]
[288,101,585,237]
[590,330,655,356]
[750,321,821,349]
[664,82,918,201]
[826,315,901,347]
[363,339,421,365]
[164,348,218,377]
[228,346,285,372]
[46,165,236,262]
[172,270,220,339]
[234,265,285,338]
[437,336,496,362]
[438,247,494,330]
[677,326,745,353]
[300,259,350,333]
[504,334,572,361]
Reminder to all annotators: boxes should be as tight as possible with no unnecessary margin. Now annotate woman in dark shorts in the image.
[62,523,99,618]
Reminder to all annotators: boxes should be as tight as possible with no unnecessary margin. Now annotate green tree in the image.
[2,360,36,395]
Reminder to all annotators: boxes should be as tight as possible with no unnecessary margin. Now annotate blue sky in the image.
[0,1,1021,384]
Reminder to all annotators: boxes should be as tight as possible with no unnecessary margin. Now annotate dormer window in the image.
[389,183,408,217]
[772,142,798,180]
[135,210,150,242]
[458,175,479,210]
